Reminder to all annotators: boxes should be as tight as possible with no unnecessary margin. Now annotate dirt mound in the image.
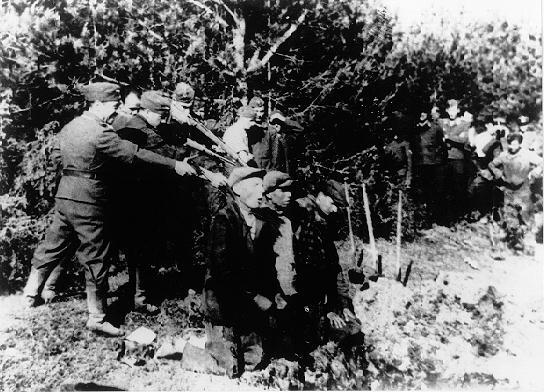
[353,275,505,389]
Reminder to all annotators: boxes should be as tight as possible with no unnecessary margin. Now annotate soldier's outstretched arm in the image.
[96,127,195,175]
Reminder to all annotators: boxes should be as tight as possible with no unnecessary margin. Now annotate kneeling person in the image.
[182,167,275,378]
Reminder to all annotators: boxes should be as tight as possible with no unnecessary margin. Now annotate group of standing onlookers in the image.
[401,99,543,252]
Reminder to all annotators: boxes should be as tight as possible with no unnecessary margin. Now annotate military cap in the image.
[321,179,347,208]
[140,90,171,114]
[228,167,266,188]
[173,82,195,107]
[248,96,264,108]
[263,171,293,194]
[80,82,120,102]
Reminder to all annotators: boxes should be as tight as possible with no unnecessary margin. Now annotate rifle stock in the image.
[191,118,247,167]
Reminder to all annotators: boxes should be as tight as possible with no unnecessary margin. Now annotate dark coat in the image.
[204,196,281,327]
[413,121,447,166]
[291,198,353,313]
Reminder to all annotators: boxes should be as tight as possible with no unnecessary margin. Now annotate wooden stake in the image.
[402,260,413,286]
[344,181,356,264]
[362,183,377,268]
[396,190,403,281]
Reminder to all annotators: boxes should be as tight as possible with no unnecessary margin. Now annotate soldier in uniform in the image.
[113,88,141,130]
[22,82,197,336]
[250,110,303,175]
[223,105,258,166]
[413,110,447,223]
[441,99,471,220]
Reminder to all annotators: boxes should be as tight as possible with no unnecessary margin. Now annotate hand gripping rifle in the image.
[170,101,247,167]
[185,138,238,167]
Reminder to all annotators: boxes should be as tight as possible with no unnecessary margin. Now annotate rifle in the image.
[185,138,238,167]
[170,101,247,167]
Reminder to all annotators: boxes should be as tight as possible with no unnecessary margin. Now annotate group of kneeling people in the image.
[181,167,364,378]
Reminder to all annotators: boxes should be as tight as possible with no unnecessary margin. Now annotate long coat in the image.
[203,195,281,329]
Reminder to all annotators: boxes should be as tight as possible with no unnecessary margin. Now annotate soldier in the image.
[183,167,277,378]
[441,99,471,220]
[113,90,189,313]
[223,96,265,167]
[488,133,543,251]
[113,88,141,130]
[222,105,258,165]
[467,114,507,218]
[251,110,303,175]
[22,82,197,336]
[384,111,413,188]
[413,109,447,223]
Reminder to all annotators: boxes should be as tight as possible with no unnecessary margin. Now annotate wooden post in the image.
[396,190,403,281]
[362,183,377,268]
[344,181,356,264]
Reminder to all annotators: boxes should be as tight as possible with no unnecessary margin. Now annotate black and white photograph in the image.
[0,0,542,390]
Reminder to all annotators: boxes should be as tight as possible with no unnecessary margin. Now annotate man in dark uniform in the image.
[441,99,471,220]
[113,90,186,313]
[116,89,227,306]
[413,110,447,223]
[22,82,197,336]
[250,110,303,175]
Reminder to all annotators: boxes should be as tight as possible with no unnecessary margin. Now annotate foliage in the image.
[0,0,542,291]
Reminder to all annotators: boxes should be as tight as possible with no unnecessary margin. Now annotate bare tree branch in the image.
[211,0,239,24]
[186,0,228,27]
[246,9,308,74]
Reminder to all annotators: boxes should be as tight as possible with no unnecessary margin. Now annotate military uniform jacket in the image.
[414,121,447,165]
[441,118,470,160]
[54,111,176,205]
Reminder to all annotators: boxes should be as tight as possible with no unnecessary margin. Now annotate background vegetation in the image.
[1,0,542,293]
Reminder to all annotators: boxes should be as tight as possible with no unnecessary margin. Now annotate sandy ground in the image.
[1,222,543,391]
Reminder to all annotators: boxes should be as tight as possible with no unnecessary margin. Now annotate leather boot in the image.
[41,263,64,303]
[22,267,49,308]
[85,283,124,337]
[132,267,159,315]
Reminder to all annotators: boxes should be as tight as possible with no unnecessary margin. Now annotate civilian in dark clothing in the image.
[181,167,281,378]
[489,133,543,251]
[290,180,362,370]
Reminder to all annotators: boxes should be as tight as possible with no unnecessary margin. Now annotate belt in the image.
[62,169,101,180]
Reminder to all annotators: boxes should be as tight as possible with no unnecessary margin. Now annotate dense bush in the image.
[0,0,541,292]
